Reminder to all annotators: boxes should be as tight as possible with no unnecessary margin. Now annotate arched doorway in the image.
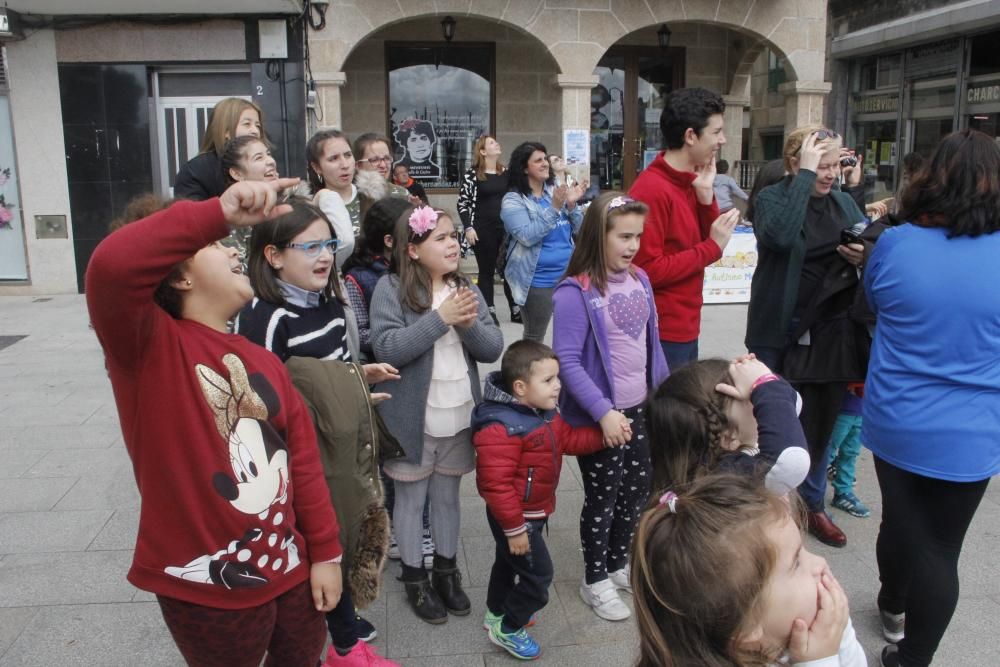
[590,44,685,191]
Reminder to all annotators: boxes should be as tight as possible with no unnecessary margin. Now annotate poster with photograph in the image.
[393,118,441,180]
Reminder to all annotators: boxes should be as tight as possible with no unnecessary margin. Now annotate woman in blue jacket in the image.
[500,142,587,342]
[864,129,1000,667]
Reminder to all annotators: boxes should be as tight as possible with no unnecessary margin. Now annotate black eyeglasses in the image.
[282,239,341,257]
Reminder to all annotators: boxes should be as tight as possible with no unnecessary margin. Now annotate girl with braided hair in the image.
[646,356,811,496]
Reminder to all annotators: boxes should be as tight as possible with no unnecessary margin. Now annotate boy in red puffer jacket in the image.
[472,340,614,660]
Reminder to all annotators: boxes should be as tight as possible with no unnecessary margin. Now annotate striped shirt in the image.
[236,287,351,363]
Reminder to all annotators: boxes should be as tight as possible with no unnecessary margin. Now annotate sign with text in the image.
[703,227,757,304]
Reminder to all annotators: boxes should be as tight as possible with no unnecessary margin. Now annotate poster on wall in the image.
[703,227,757,304]
[563,128,590,183]
[393,118,441,180]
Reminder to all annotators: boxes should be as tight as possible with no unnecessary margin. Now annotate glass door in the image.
[0,94,27,281]
[591,48,683,192]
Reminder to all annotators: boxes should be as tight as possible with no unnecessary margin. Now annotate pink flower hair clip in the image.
[658,491,678,514]
[608,196,634,211]
[408,206,439,236]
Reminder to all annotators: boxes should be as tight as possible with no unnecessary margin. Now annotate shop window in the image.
[856,54,900,92]
[761,133,784,160]
[386,43,494,190]
[767,51,786,92]
[969,30,1000,78]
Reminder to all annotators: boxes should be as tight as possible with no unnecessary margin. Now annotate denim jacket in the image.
[500,185,584,305]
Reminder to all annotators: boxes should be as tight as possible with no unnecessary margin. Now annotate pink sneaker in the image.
[321,641,400,667]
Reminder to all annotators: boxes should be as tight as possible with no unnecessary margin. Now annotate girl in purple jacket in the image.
[552,192,669,622]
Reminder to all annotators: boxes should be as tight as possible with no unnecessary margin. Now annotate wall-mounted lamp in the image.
[657,24,672,50]
[441,15,456,42]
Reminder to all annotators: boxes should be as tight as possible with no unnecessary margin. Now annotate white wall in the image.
[1,29,76,295]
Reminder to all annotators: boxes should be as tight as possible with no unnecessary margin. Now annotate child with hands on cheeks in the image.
[86,178,344,667]
[647,355,811,496]
[369,206,504,625]
[472,341,608,660]
[631,474,865,667]
[552,192,670,621]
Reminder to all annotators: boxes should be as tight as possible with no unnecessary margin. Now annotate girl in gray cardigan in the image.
[370,206,503,624]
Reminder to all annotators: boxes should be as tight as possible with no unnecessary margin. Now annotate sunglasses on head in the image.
[814,130,840,141]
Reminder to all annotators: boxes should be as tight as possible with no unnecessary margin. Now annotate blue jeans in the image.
[660,339,698,372]
[828,413,862,497]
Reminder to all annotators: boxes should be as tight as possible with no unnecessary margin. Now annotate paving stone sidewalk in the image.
[1,296,998,666]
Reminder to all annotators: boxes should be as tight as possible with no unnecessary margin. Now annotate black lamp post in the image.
[657,24,671,50]
[441,15,456,42]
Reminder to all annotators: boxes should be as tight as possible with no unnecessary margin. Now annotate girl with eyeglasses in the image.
[236,198,403,666]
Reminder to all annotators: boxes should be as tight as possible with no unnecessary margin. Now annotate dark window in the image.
[970,30,1000,77]
[767,50,786,92]
[386,43,494,189]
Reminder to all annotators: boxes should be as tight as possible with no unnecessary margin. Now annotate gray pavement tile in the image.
[87,509,138,552]
[0,602,182,667]
[2,395,103,427]
[0,510,113,554]
[0,607,38,660]
[385,586,505,660]
[0,424,120,451]
[0,477,76,512]
[550,580,639,647]
[397,654,486,666]
[483,638,638,666]
[53,474,140,511]
[23,447,131,478]
[0,450,48,479]
[0,550,136,607]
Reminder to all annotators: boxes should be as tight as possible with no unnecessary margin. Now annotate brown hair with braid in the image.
[645,358,738,491]
[631,474,796,666]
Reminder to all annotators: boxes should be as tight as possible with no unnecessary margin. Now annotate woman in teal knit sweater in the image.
[744,126,867,549]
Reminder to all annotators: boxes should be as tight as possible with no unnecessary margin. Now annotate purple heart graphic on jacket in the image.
[608,289,648,340]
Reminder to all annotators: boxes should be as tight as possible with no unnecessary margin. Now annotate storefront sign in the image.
[703,227,756,304]
[967,83,1000,104]
[854,94,899,114]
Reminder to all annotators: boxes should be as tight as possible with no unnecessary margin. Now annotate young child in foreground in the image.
[472,340,609,660]
[631,474,866,666]
[646,355,811,495]
[85,180,343,666]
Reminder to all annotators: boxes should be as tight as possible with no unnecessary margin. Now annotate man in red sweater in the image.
[629,87,740,370]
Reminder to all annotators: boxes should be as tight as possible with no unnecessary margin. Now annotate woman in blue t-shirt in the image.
[863,129,1000,667]
[500,142,587,342]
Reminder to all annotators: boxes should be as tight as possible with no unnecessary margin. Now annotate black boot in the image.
[400,563,447,624]
[431,553,471,616]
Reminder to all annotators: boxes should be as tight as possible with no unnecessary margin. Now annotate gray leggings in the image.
[393,473,462,568]
[521,286,554,343]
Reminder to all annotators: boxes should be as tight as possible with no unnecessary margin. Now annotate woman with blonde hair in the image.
[745,125,867,550]
[457,134,516,324]
[174,97,267,201]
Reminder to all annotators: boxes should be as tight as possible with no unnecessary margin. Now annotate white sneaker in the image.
[608,566,632,594]
[579,578,630,621]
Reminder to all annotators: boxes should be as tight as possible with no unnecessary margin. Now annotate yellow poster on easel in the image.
[866,139,879,163]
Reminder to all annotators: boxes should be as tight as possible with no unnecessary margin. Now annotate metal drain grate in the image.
[0,335,27,351]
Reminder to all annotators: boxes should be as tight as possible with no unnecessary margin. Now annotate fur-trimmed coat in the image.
[286,357,404,608]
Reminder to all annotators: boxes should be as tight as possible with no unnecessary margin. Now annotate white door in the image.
[156,97,237,196]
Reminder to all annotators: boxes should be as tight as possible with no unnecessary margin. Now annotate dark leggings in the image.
[157,579,325,667]
[325,564,357,650]
[472,221,515,311]
[578,404,651,584]
[874,456,989,666]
